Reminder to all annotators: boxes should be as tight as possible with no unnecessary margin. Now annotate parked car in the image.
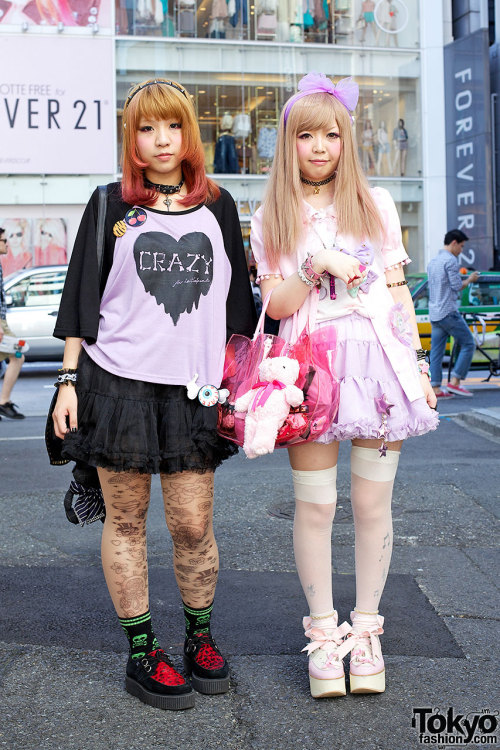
[4,265,67,361]
[408,270,500,372]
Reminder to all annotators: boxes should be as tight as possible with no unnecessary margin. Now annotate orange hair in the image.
[121,79,219,208]
[262,92,384,267]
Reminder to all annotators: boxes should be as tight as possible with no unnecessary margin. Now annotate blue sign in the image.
[444,29,493,270]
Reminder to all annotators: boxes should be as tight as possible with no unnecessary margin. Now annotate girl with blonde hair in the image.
[251,73,437,698]
[53,78,256,710]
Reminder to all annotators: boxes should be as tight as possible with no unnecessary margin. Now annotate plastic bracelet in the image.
[55,372,77,387]
[386,280,408,288]
[417,360,430,376]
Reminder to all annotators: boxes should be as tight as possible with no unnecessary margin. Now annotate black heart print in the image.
[134,231,214,325]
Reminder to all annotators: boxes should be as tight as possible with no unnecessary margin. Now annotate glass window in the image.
[7,271,66,308]
[412,282,429,310]
[116,41,423,262]
[115,0,419,46]
[116,43,422,176]
[468,279,500,307]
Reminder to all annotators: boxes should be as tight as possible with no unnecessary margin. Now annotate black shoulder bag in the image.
[45,185,107,526]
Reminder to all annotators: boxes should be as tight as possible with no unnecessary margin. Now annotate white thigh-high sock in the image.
[350,446,400,613]
[292,466,338,615]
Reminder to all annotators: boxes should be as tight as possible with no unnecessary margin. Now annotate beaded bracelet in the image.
[298,266,316,287]
[386,280,408,288]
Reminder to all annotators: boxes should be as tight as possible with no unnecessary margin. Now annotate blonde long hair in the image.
[262,92,384,267]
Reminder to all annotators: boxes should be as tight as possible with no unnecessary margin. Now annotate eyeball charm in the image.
[198,384,219,407]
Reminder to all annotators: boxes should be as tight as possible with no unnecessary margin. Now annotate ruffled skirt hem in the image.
[315,314,439,444]
[61,350,237,474]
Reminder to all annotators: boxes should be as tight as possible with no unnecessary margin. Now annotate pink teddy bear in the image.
[234,356,304,459]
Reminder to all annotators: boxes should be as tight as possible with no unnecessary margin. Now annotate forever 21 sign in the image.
[2,94,103,131]
[1,36,114,175]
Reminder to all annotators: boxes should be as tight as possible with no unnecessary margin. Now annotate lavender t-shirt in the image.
[82,203,232,387]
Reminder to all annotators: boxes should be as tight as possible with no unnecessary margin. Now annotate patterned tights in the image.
[98,468,218,619]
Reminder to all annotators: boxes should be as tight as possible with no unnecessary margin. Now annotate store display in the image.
[232,112,252,138]
[392,118,409,176]
[257,126,277,159]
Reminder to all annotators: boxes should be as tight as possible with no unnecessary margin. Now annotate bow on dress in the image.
[343,243,378,294]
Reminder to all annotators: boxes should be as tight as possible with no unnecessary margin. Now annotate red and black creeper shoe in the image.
[183,633,230,694]
[125,649,195,710]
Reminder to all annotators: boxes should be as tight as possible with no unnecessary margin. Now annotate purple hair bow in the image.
[283,73,359,125]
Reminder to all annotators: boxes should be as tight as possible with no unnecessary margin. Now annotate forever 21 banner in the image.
[444,28,493,271]
[0,35,114,175]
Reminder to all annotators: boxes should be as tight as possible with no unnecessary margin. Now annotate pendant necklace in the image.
[300,171,337,195]
[144,175,184,211]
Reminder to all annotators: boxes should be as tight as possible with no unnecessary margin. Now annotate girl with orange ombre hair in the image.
[52,78,256,711]
[120,78,220,209]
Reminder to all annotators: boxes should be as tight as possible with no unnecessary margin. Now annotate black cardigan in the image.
[54,182,257,344]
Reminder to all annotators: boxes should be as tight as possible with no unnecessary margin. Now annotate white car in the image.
[4,265,67,361]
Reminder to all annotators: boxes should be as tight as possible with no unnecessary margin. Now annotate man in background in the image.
[427,229,480,398]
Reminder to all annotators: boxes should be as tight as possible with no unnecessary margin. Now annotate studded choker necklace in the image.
[300,171,337,195]
[144,175,184,210]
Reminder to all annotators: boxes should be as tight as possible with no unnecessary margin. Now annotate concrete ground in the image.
[0,369,498,750]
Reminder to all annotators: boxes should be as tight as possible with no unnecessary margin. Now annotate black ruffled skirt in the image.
[61,349,237,474]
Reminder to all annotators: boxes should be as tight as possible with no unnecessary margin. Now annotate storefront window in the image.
[116,45,421,177]
[115,0,419,47]
[116,40,423,263]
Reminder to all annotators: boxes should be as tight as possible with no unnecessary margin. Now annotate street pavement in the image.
[0,367,499,750]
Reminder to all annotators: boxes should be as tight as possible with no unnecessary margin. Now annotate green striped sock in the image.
[183,601,214,638]
[119,610,159,659]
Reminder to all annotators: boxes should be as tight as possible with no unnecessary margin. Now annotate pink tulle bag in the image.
[217,292,339,450]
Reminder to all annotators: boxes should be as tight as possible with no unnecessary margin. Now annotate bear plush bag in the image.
[217,296,339,455]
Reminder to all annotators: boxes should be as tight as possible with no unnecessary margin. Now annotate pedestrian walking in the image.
[52,78,256,710]
[251,72,438,698]
[427,229,479,398]
[0,226,25,421]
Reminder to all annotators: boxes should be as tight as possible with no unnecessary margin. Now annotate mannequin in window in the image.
[376,121,391,176]
[392,118,408,177]
[209,0,228,36]
[379,0,399,47]
[214,113,240,173]
[361,119,375,174]
[357,0,379,44]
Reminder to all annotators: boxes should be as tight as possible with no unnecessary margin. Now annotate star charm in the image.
[379,442,388,457]
[375,394,394,416]
[376,426,386,439]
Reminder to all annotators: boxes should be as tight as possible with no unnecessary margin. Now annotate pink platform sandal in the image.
[348,610,386,694]
[302,612,354,698]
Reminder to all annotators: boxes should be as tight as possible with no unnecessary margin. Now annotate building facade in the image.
[0,1,494,273]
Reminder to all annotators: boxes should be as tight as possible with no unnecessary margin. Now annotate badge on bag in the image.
[186,374,229,407]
